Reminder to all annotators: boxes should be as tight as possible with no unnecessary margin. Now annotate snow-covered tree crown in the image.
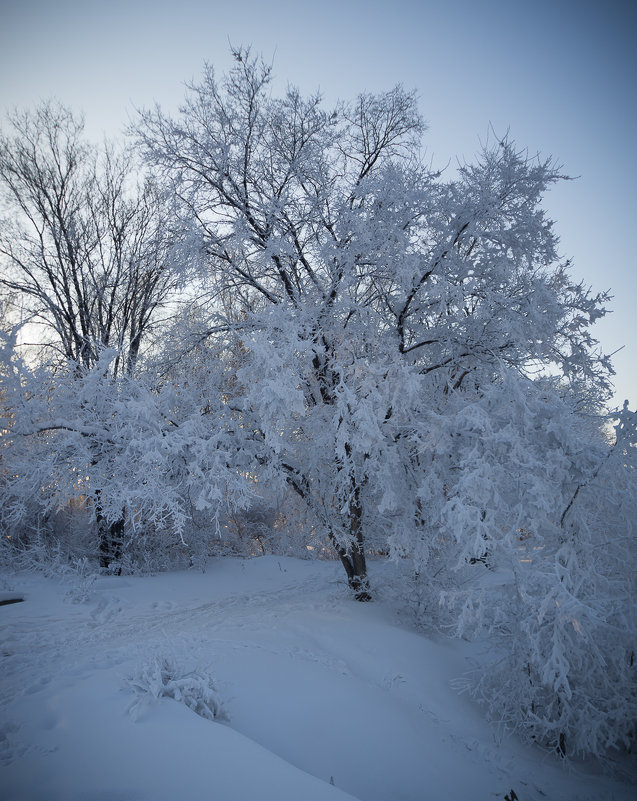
[135,49,613,406]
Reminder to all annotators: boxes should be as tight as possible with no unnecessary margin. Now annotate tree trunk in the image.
[281,439,371,600]
[94,491,125,573]
[98,516,124,572]
[330,482,371,601]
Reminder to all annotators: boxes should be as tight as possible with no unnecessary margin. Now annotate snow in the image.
[0,556,633,801]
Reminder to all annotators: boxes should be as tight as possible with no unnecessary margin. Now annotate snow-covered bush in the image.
[434,385,637,762]
[0,526,99,602]
[126,657,228,722]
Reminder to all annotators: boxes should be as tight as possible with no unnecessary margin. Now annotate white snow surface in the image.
[0,555,634,801]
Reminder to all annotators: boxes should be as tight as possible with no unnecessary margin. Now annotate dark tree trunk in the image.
[98,517,124,572]
[94,492,125,573]
[329,483,371,601]
[281,386,372,601]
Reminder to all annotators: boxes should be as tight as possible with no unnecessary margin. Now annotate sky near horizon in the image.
[1,0,635,408]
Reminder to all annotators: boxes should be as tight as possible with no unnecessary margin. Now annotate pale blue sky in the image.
[1,0,635,408]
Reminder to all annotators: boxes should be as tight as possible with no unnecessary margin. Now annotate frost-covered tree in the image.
[136,47,613,600]
[0,326,253,570]
[130,50,636,759]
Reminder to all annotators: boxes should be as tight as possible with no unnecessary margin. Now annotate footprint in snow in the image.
[90,596,123,623]
[150,600,179,612]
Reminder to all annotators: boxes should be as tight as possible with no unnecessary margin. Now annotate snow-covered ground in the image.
[0,555,634,801]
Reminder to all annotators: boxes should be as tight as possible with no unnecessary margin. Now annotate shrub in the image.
[126,657,228,723]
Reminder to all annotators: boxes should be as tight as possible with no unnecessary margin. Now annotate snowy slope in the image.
[0,556,634,801]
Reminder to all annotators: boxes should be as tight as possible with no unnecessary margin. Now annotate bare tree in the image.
[0,101,182,375]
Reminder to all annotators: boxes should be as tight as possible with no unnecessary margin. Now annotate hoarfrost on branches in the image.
[1,47,634,765]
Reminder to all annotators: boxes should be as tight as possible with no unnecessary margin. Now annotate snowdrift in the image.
[0,556,633,800]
